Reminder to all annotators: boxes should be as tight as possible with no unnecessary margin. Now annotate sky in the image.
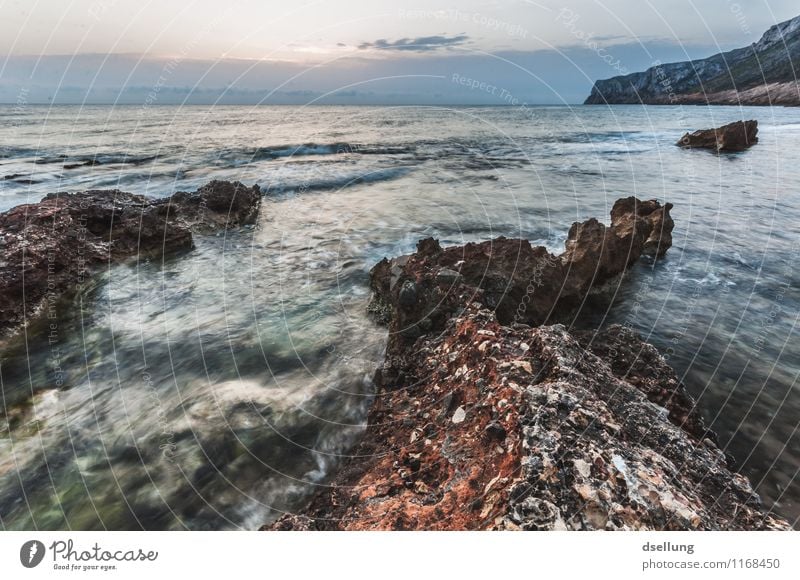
[0,0,798,104]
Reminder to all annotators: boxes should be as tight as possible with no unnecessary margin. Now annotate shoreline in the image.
[269,199,790,531]
[0,185,792,530]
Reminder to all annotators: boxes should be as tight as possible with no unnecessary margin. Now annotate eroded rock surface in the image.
[677,120,758,152]
[268,197,789,531]
[585,15,800,106]
[369,197,673,380]
[0,180,260,344]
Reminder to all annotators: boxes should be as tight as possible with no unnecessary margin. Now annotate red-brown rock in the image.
[677,120,758,151]
[267,197,789,531]
[0,180,261,345]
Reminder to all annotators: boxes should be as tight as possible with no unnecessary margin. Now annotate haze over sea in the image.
[0,104,797,529]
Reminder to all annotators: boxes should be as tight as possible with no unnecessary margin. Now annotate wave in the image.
[235,142,416,162]
[1,173,40,184]
[265,166,411,193]
[0,146,40,159]
[0,147,162,167]
[76,154,160,166]
[765,122,800,131]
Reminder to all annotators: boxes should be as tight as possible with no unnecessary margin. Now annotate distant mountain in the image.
[585,15,800,106]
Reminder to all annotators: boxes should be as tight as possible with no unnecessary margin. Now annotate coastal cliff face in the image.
[585,15,800,106]
[269,199,789,531]
[0,180,260,347]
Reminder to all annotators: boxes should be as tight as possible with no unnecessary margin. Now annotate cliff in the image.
[268,199,789,531]
[585,15,800,106]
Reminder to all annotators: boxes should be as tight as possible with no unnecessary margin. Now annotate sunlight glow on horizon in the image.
[2,0,797,62]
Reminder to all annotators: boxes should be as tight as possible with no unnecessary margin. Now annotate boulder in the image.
[367,197,673,360]
[677,120,758,151]
[0,181,261,344]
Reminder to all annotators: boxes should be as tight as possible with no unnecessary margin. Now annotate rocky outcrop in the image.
[585,15,800,106]
[677,120,759,152]
[268,198,789,531]
[368,197,672,373]
[0,180,260,345]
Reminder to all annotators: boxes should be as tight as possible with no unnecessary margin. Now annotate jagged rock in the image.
[269,199,789,531]
[677,120,758,152]
[170,180,261,232]
[368,197,672,363]
[270,306,788,530]
[0,180,261,345]
[585,15,800,106]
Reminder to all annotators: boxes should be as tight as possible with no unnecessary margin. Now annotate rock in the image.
[398,280,418,309]
[585,15,800,106]
[485,421,507,441]
[170,180,261,232]
[268,199,789,531]
[270,305,789,531]
[260,514,316,531]
[677,120,758,152]
[435,268,462,285]
[0,180,261,345]
[367,196,672,361]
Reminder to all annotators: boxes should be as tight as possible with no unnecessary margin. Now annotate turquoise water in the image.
[0,105,798,528]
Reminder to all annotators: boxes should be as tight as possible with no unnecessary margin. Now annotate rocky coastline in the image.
[585,15,800,106]
[269,198,790,531]
[0,180,261,348]
[0,181,789,530]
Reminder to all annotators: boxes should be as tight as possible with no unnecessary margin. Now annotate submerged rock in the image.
[677,120,758,152]
[268,197,789,531]
[0,180,261,344]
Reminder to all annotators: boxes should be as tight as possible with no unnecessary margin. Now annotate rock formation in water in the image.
[269,198,790,531]
[677,120,758,152]
[0,180,260,345]
[368,197,672,364]
[585,15,800,106]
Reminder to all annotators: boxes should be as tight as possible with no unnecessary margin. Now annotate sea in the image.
[0,104,798,529]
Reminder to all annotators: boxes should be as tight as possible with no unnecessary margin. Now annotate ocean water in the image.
[0,104,798,529]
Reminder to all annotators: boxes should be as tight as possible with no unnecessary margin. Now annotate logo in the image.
[20,540,46,568]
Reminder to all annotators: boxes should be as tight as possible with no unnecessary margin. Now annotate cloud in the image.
[358,34,469,52]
